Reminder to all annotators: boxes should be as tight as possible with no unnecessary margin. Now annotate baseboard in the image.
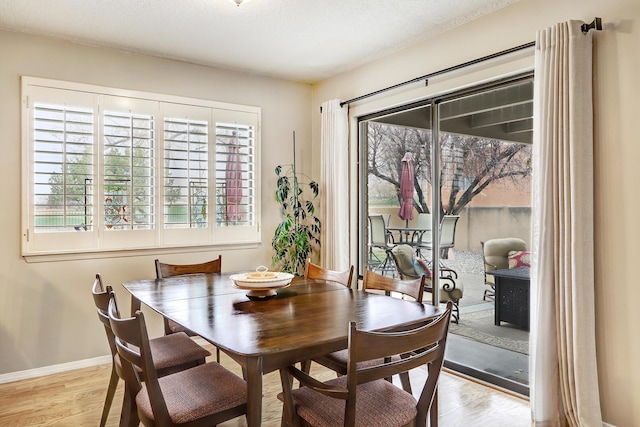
[0,355,111,385]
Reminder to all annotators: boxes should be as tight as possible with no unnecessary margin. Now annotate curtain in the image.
[530,21,602,426]
[320,100,349,271]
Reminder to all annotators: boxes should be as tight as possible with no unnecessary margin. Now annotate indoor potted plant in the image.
[271,132,321,275]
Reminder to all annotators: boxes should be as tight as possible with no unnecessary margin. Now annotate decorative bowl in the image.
[229,266,294,298]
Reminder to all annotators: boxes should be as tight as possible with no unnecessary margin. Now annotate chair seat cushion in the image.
[318,349,402,372]
[280,375,417,427]
[136,362,247,425]
[149,332,211,371]
[114,332,210,375]
[439,276,463,301]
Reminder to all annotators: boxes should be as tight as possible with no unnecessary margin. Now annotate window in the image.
[22,77,260,256]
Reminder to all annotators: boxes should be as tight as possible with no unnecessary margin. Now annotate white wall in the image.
[311,0,640,425]
[0,30,313,374]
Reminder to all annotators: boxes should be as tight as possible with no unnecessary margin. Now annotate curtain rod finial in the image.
[581,17,602,33]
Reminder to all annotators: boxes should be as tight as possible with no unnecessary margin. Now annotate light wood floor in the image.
[0,344,530,426]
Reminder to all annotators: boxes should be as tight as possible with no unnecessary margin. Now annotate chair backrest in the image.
[414,212,432,230]
[107,292,171,423]
[439,215,459,248]
[155,255,222,278]
[343,301,453,426]
[92,273,117,358]
[413,212,432,244]
[362,267,424,303]
[368,215,390,247]
[482,238,528,272]
[304,259,354,288]
[387,246,436,306]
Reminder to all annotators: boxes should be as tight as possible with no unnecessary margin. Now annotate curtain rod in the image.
[338,17,602,108]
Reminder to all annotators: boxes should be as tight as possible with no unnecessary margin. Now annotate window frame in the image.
[21,77,261,260]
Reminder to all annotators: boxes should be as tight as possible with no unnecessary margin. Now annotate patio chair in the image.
[368,214,396,275]
[412,212,432,259]
[414,215,459,263]
[481,238,528,301]
[278,301,453,427]
[390,244,463,323]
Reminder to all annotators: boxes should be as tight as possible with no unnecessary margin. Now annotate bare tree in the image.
[368,122,531,217]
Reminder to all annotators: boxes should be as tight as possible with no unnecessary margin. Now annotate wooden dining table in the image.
[123,271,443,427]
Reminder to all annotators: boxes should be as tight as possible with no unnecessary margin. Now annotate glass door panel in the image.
[359,75,533,394]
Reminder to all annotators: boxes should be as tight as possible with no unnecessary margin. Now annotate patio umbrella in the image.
[398,152,415,227]
[226,144,243,223]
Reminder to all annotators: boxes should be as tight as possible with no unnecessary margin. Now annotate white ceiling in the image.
[0,0,520,83]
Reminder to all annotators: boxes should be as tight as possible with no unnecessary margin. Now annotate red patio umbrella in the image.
[398,152,415,227]
[226,144,243,223]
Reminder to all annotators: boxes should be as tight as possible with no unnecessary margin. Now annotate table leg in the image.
[494,278,501,326]
[245,356,263,427]
[130,296,142,316]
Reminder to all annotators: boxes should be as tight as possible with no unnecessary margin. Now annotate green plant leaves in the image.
[272,163,321,275]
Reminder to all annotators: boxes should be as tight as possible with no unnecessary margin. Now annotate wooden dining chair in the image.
[154,255,222,361]
[278,301,453,427]
[155,255,222,279]
[308,269,426,392]
[92,274,210,427]
[107,290,248,427]
[304,258,354,288]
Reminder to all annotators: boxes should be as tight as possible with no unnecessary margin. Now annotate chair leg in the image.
[430,388,439,427]
[483,287,495,301]
[100,364,120,427]
[119,385,140,427]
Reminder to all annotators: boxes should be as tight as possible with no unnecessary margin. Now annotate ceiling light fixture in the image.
[230,0,252,6]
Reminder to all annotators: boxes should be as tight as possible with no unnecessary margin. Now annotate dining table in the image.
[123,271,443,427]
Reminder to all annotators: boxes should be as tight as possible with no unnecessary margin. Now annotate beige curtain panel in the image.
[530,20,602,426]
[320,99,350,271]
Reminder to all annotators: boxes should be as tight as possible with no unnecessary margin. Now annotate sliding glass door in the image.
[360,72,533,393]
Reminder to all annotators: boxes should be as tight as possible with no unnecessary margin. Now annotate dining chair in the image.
[107,291,248,427]
[92,274,211,427]
[154,255,222,361]
[304,258,354,288]
[308,268,426,392]
[278,301,453,427]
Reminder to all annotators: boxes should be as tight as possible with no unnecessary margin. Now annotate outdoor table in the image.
[123,272,443,427]
[486,266,530,330]
[386,226,430,246]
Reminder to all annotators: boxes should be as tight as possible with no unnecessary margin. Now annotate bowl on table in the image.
[229,266,294,298]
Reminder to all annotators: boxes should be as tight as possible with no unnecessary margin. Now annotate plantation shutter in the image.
[33,102,94,233]
[163,117,208,229]
[103,110,155,231]
[23,77,261,256]
[215,122,256,227]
